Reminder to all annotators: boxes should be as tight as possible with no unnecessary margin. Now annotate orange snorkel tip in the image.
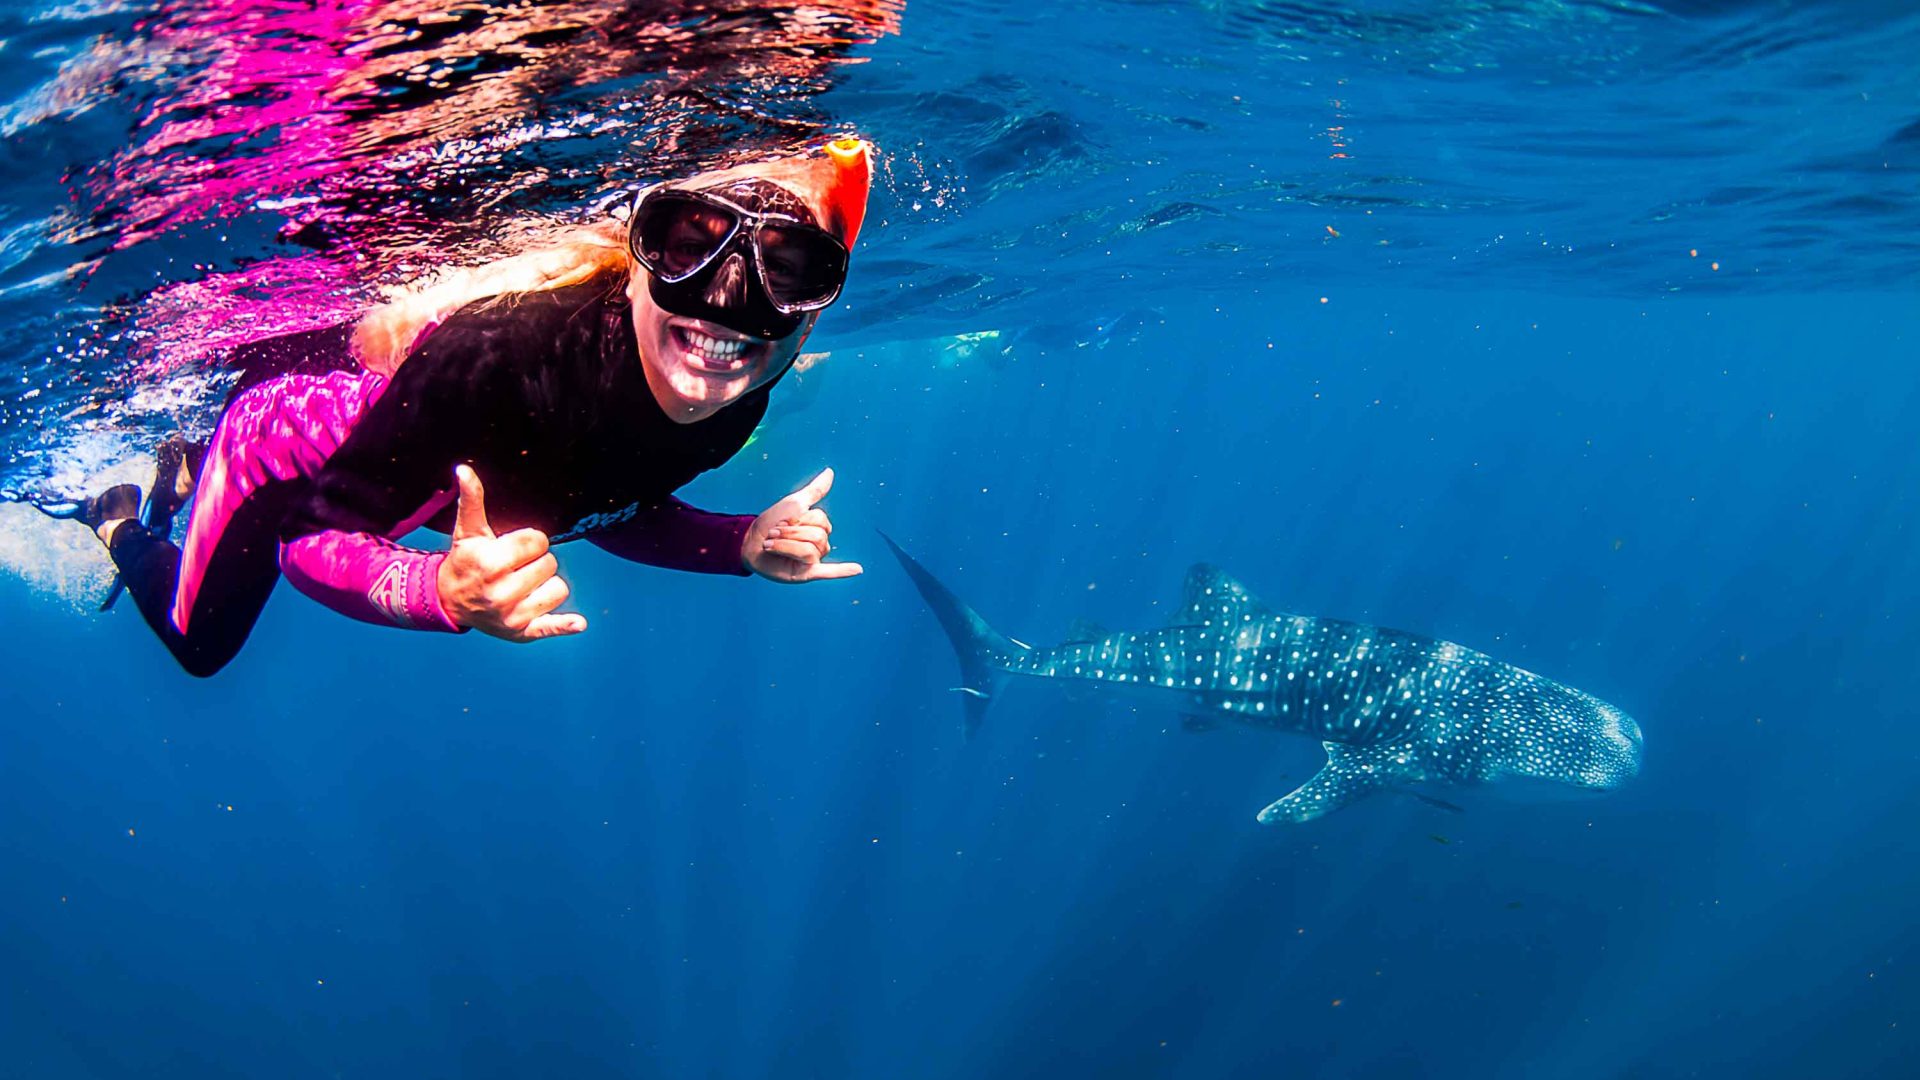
[824,136,871,251]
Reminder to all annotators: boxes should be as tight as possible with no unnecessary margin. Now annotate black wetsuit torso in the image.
[282,281,769,544]
[110,281,769,677]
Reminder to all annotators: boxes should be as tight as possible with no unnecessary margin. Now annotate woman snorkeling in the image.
[48,138,874,677]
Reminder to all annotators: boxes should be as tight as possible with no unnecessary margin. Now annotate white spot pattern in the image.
[1001,564,1644,825]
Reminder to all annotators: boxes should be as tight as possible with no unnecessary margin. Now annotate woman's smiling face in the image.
[628,267,814,424]
[627,178,821,423]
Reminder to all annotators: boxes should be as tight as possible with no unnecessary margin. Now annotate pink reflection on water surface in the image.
[64,0,899,382]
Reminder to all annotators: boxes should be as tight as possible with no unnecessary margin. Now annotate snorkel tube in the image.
[709,135,872,250]
[823,136,870,250]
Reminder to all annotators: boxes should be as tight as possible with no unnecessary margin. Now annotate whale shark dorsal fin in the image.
[1063,618,1111,644]
[1173,564,1271,628]
[1256,742,1401,824]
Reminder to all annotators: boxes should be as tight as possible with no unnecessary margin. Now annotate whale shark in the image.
[883,537,1643,824]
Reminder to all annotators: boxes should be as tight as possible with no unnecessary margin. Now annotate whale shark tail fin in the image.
[880,532,1021,739]
[1256,742,1406,824]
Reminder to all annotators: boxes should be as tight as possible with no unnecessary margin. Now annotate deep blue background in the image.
[5,0,1920,1075]
[5,288,1917,1078]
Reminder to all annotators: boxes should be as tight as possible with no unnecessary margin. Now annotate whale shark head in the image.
[1568,695,1643,789]
[1596,701,1645,783]
[1482,684,1643,794]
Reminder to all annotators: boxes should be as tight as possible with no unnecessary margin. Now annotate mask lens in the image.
[635,193,736,279]
[756,222,848,309]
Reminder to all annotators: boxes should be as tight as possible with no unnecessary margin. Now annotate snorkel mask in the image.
[628,138,872,342]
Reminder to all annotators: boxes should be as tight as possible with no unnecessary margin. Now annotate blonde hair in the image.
[350,143,864,376]
[350,218,632,376]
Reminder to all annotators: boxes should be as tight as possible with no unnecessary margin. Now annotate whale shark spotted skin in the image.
[884,537,1643,824]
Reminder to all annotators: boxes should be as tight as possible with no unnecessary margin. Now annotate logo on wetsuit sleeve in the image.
[368,561,414,627]
[552,500,641,544]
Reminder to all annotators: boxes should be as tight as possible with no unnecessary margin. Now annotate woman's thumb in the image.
[452,464,493,540]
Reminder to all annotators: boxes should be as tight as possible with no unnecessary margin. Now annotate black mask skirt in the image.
[644,179,825,341]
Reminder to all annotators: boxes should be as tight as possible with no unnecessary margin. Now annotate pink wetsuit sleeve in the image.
[279,532,465,632]
[589,498,753,576]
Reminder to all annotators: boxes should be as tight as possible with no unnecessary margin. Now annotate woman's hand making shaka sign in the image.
[742,468,863,584]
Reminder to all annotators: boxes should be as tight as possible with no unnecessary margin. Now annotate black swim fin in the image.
[33,483,140,530]
[28,483,141,611]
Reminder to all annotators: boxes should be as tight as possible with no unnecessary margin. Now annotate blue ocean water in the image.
[2,1,1917,1077]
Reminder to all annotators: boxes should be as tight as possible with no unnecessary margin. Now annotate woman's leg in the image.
[97,362,383,676]
[107,477,303,678]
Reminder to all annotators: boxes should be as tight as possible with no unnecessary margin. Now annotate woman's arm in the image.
[280,527,463,631]
[586,469,865,583]
[281,466,581,640]
[590,469,862,584]
[587,497,754,575]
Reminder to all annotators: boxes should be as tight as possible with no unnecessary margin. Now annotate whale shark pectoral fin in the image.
[1256,743,1399,824]
[1175,564,1274,628]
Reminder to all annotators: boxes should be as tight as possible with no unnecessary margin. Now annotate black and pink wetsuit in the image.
[108,282,767,676]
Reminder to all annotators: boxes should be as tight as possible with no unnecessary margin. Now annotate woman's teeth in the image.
[682,327,756,371]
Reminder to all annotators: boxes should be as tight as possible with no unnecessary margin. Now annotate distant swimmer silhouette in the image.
[42,139,874,677]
